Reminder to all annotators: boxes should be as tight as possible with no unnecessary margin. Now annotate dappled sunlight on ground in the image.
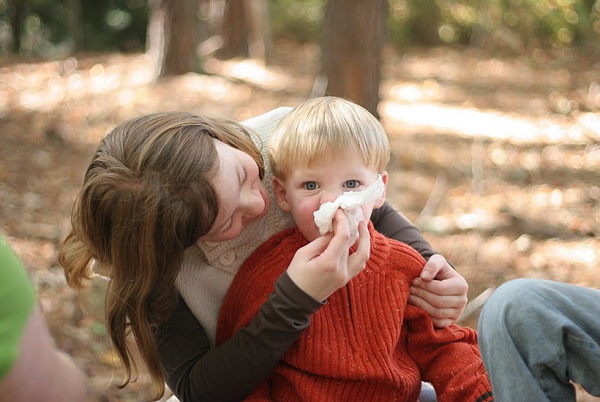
[1,42,599,401]
[382,100,599,143]
[205,58,291,90]
[0,54,155,115]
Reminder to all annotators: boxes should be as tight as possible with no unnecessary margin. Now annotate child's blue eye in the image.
[304,182,317,190]
[344,180,360,189]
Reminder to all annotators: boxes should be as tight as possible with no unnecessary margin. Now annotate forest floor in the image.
[1,41,599,401]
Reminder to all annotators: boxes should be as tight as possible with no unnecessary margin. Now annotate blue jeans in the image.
[478,278,600,402]
[419,381,436,402]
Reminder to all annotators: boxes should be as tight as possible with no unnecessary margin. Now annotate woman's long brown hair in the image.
[59,111,263,400]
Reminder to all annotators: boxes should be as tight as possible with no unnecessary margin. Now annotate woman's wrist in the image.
[274,271,324,320]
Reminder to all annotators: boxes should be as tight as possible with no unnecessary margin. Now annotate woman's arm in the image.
[157,272,321,402]
[159,213,368,401]
[370,201,468,327]
[370,201,436,259]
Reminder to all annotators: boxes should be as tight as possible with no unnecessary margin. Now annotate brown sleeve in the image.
[370,201,437,260]
[157,271,322,402]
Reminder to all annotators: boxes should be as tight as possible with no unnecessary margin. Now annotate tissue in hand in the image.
[313,175,385,238]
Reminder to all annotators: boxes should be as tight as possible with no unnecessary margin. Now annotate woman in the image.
[59,108,468,401]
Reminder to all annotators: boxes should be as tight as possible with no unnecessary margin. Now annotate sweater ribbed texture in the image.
[218,225,494,402]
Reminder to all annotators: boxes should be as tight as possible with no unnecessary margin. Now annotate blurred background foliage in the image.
[1,0,598,58]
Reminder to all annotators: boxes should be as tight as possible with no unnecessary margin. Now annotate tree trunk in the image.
[217,0,249,58]
[245,0,272,61]
[217,0,271,61]
[321,0,387,118]
[407,0,442,46]
[8,0,26,53]
[67,0,83,52]
[146,0,201,77]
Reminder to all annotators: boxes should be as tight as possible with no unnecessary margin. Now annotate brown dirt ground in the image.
[1,41,599,401]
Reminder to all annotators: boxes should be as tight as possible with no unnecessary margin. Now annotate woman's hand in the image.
[408,254,468,327]
[287,210,370,302]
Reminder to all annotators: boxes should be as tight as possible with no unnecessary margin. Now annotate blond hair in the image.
[59,111,262,400]
[269,97,390,179]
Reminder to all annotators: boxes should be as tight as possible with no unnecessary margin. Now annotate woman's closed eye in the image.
[242,166,249,183]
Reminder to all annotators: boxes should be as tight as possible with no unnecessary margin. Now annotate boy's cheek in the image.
[360,204,375,222]
[290,202,322,239]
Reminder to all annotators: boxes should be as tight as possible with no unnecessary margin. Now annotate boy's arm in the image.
[372,202,468,327]
[404,305,494,401]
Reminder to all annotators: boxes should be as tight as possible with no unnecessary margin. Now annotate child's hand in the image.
[408,254,468,327]
[287,210,370,302]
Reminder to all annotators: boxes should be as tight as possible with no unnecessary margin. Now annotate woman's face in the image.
[199,139,269,243]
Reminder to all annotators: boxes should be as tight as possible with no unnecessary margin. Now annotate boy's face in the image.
[273,147,388,241]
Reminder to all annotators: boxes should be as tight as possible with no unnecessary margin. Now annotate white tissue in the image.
[313,175,385,238]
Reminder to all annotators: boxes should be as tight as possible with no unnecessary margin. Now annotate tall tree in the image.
[146,0,201,77]
[320,0,387,118]
[406,0,442,46]
[217,0,272,61]
[8,0,26,53]
[67,0,83,51]
[217,0,249,58]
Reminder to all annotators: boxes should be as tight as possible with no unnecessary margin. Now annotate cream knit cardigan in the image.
[175,107,294,346]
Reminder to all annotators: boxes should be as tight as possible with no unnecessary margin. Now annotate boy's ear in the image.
[373,171,388,209]
[272,178,291,212]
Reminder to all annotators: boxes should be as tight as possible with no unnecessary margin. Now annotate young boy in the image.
[217,97,493,401]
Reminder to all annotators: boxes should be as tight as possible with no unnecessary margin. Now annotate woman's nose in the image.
[241,186,264,217]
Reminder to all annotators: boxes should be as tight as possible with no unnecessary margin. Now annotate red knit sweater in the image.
[217,224,493,402]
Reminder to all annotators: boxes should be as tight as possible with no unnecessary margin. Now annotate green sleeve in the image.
[0,237,36,379]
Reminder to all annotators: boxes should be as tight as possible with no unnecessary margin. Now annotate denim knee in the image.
[479,278,542,335]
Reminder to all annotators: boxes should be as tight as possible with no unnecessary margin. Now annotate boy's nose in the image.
[320,189,344,204]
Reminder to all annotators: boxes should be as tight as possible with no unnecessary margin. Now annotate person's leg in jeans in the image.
[478,278,600,402]
[419,381,436,402]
